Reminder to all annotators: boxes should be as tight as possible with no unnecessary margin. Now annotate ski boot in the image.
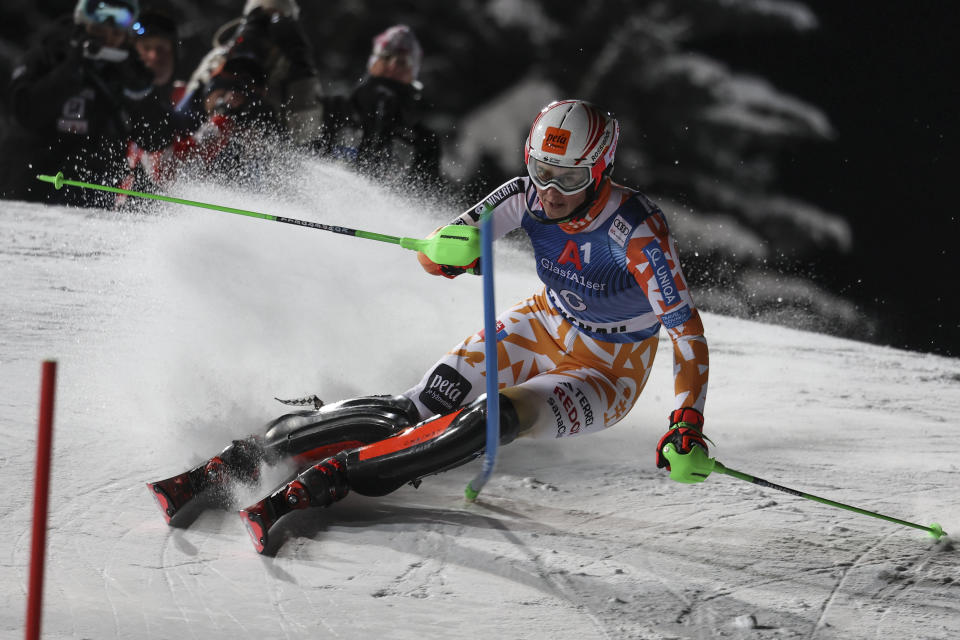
[147,437,264,524]
[239,456,349,554]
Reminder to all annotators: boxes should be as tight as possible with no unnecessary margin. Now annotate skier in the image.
[148,100,712,553]
[312,24,442,193]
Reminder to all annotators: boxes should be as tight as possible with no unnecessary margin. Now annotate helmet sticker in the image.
[542,127,571,154]
[589,131,612,163]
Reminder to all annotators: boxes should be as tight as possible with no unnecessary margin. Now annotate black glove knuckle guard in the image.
[656,407,707,470]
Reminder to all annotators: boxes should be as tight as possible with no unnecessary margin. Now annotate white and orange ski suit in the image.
[404,177,710,439]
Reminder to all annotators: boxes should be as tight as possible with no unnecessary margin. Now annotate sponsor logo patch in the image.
[557,240,583,270]
[550,382,595,438]
[542,127,571,154]
[609,214,631,247]
[641,241,681,308]
[419,363,472,415]
[471,178,524,218]
[661,305,692,328]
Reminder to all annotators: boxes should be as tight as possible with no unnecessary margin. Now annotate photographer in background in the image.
[0,0,175,206]
[314,24,442,194]
[125,56,283,191]
[177,0,322,145]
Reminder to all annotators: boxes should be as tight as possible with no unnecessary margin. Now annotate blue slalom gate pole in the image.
[466,208,498,501]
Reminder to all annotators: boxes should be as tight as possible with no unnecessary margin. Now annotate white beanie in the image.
[367,24,423,81]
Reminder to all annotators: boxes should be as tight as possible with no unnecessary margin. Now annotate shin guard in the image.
[340,394,521,497]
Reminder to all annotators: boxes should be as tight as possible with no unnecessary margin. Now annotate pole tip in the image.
[928,522,945,540]
[464,483,480,502]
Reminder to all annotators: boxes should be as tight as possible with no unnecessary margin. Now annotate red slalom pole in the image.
[26,361,57,640]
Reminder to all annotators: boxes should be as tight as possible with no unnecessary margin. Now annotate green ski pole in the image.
[36,172,480,266]
[711,459,947,540]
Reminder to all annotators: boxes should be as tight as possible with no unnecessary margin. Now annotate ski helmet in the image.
[74,0,139,30]
[524,100,619,224]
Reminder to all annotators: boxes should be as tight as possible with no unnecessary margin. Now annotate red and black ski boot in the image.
[239,456,349,554]
[147,437,265,524]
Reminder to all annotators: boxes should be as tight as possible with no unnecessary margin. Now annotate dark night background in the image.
[695,0,957,356]
[1,1,956,357]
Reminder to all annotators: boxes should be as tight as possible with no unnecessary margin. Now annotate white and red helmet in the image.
[524,100,619,197]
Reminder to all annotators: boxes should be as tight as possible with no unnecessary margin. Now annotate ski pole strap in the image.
[713,461,946,540]
[466,205,497,501]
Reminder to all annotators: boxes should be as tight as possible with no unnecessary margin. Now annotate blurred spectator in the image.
[177,0,322,144]
[125,56,283,190]
[0,0,177,207]
[116,6,191,202]
[313,25,441,193]
[133,7,184,104]
[200,56,279,131]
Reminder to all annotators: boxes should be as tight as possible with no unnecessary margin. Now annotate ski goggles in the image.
[526,158,592,195]
[81,1,138,30]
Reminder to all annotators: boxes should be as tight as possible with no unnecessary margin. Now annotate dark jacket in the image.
[0,17,177,206]
[315,76,441,193]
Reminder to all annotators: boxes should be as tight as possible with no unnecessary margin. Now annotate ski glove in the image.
[656,408,714,483]
[418,249,481,279]
[439,257,481,279]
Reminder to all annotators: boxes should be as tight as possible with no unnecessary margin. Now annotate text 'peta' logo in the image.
[542,127,571,154]
[641,241,680,308]
[418,363,472,415]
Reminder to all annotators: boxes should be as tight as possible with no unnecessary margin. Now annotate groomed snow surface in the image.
[2,165,958,639]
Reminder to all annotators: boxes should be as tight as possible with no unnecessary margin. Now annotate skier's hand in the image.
[655,408,714,483]
[417,245,480,278]
[438,257,481,278]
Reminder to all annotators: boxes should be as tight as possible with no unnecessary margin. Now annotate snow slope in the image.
[1,165,958,639]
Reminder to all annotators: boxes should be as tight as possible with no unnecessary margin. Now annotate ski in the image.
[238,478,310,554]
[147,438,264,524]
[146,464,215,524]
